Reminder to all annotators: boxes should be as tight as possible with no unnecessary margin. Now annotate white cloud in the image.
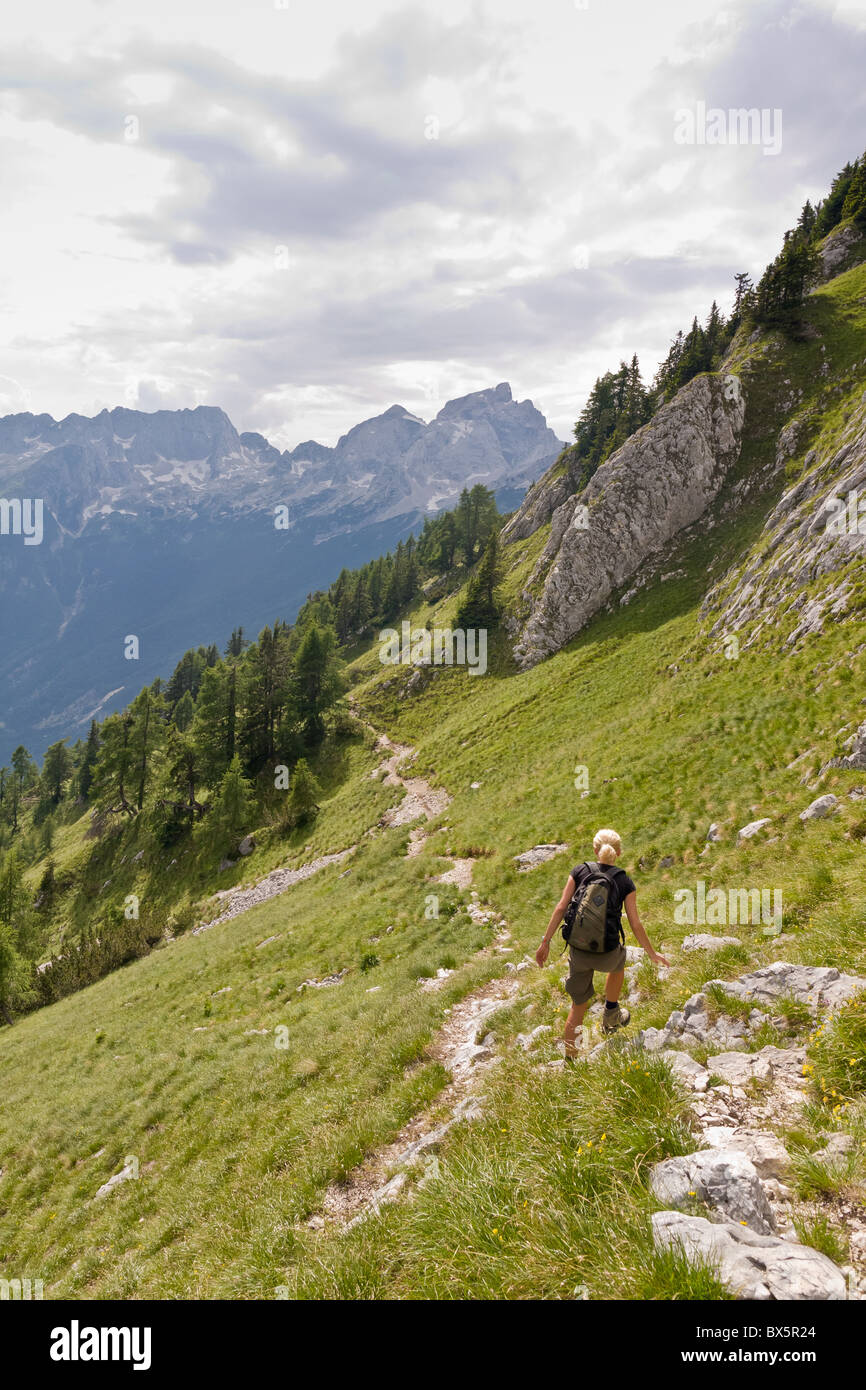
[0,0,863,445]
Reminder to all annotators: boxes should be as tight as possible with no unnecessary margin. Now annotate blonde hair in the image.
[593,828,622,865]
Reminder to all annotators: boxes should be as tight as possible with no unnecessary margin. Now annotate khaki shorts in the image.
[565,941,627,1006]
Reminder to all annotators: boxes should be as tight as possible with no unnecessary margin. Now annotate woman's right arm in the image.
[623,892,670,967]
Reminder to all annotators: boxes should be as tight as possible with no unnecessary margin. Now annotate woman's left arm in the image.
[536,875,576,966]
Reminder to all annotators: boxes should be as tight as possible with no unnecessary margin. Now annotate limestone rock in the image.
[703,387,866,652]
[513,843,568,872]
[800,794,838,821]
[722,961,865,1013]
[681,934,741,952]
[737,818,772,843]
[512,374,745,667]
[652,1210,847,1299]
[705,1051,774,1087]
[660,1049,710,1091]
[822,720,866,775]
[94,1159,138,1200]
[651,1148,776,1232]
[699,1127,791,1180]
[516,1024,553,1051]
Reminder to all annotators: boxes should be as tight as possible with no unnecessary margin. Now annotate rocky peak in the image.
[437,382,513,420]
[511,373,746,667]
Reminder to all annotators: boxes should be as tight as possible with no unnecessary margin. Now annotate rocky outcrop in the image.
[651,1148,776,1233]
[511,374,745,667]
[513,843,569,872]
[652,1210,848,1299]
[703,387,866,649]
[817,222,865,280]
[501,465,573,544]
[638,962,866,1053]
[821,720,866,775]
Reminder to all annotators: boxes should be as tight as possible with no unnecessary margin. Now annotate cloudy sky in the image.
[0,0,864,447]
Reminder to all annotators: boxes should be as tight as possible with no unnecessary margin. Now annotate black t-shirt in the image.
[570,862,636,945]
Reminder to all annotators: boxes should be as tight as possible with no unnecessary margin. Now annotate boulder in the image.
[516,1024,553,1050]
[821,720,866,774]
[238,834,256,856]
[799,794,838,821]
[700,1127,792,1180]
[652,1210,847,1300]
[705,1050,774,1087]
[650,1148,776,1233]
[660,1050,709,1092]
[737,818,772,843]
[681,934,741,952]
[722,962,865,1013]
[706,823,725,842]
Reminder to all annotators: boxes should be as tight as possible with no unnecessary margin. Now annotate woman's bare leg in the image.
[564,1000,590,1055]
[605,969,625,1004]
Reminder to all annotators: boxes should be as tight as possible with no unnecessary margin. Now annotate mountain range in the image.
[0,383,562,758]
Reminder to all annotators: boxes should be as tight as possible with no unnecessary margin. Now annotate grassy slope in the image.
[2,264,865,1300]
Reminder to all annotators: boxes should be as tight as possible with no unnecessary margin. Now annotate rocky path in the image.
[315,972,521,1230]
[194,850,354,934]
[634,959,866,1299]
[195,721,453,934]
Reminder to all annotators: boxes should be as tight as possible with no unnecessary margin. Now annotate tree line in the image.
[559,147,866,494]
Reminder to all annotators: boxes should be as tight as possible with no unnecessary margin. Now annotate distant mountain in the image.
[0,384,563,757]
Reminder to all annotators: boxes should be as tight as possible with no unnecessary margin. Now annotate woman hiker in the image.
[535,828,670,1059]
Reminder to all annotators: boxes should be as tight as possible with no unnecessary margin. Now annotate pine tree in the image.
[129,687,166,812]
[225,627,248,659]
[352,574,373,634]
[157,728,207,827]
[239,625,293,771]
[41,741,73,806]
[192,663,238,789]
[732,272,755,324]
[92,713,136,817]
[286,757,321,826]
[78,721,100,802]
[291,623,344,744]
[173,690,195,732]
[457,528,502,629]
[206,755,254,853]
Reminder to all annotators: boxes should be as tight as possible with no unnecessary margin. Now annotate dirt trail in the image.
[196,721,456,932]
[316,973,521,1230]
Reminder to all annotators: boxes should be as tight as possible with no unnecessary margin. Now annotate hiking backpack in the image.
[561,862,626,953]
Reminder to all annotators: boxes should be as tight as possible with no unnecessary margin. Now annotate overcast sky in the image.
[0,0,864,448]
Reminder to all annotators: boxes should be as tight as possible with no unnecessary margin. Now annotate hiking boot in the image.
[601,1002,630,1034]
